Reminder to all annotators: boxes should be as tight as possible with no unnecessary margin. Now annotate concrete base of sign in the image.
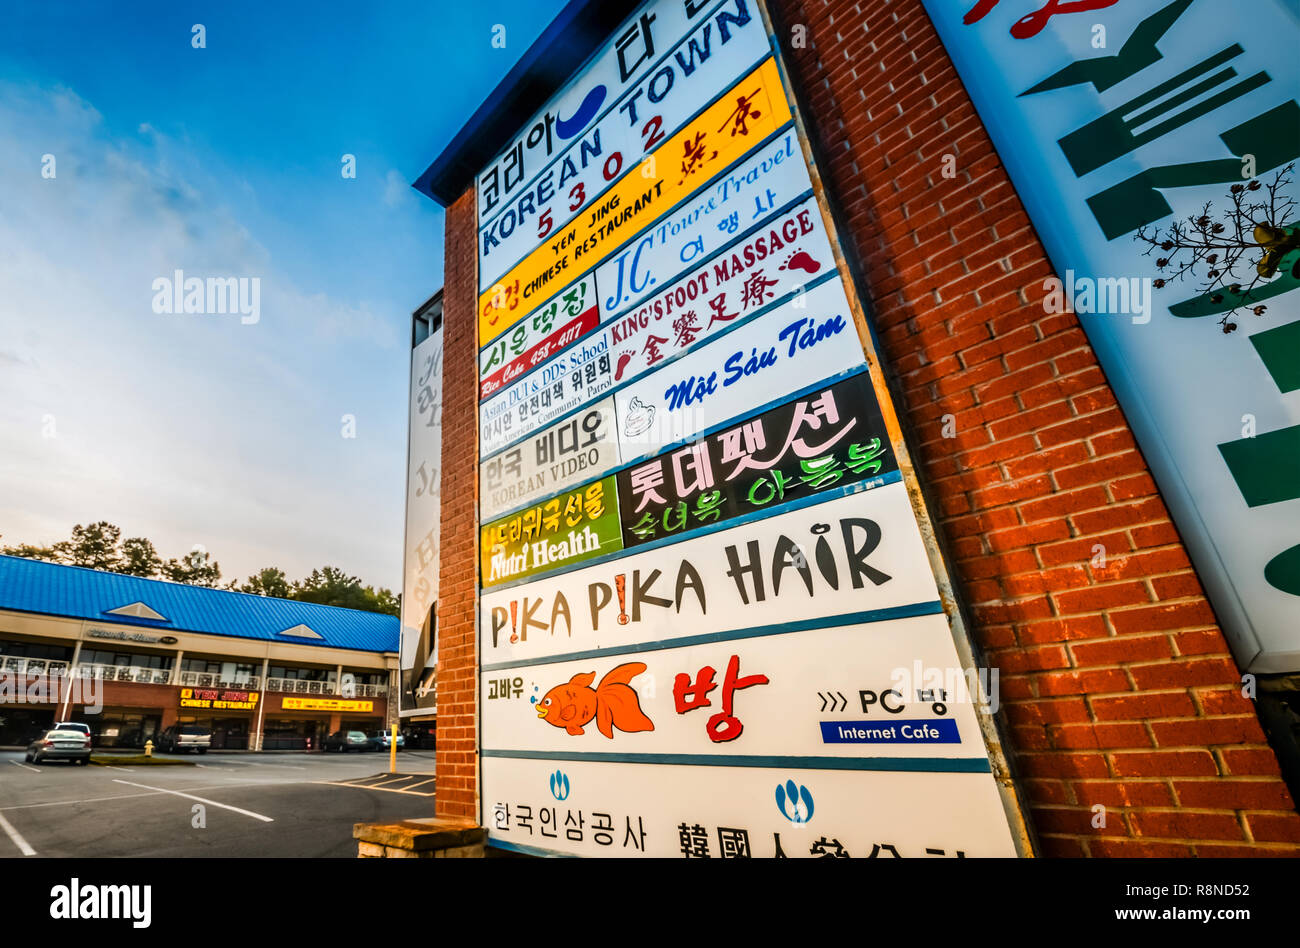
[353,818,486,858]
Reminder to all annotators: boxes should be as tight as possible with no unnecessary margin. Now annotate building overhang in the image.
[412,0,643,206]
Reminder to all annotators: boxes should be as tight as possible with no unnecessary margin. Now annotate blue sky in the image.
[0,1,568,589]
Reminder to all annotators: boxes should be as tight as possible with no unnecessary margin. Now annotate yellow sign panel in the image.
[281,697,375,713]
[179,688,260,711]
[478,57,791,344]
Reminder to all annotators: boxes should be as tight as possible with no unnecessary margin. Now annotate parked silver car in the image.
[157,724,211,754]
[26,729,92,765]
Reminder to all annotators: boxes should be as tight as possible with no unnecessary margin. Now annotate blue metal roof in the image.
[0,555,398,654]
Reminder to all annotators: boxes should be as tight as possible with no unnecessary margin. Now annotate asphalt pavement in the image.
[0,749,437,857]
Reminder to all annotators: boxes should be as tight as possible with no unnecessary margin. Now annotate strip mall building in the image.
[0,555,399,750]
[405,0,1300,856]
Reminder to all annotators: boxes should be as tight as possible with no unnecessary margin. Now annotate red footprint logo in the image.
[780,250,821,275]
[614,350,634,381]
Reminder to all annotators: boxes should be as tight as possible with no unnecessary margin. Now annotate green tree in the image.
[240,566,292,599]
[120,537,163,577]
[1,542,60,562]
[292,566,368,610]
[290,567,398,616]
[57,521,123,570]
[162,547,222,587]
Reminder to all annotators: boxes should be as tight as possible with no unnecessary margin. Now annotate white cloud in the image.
[0,80,407,588]
[383,168,408,208]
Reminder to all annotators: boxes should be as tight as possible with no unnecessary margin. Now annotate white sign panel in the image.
[482,613,990,760]
[484,756,1017,857]
[401,329,443,675]
[481,326,614,457]
[478,0,770,290]
[922,0,1300,672]
[595,128,813,317]
[480,396,622,521]
[604,193,836,385]
[614,276,864,459]
[481,483,942,663]
[478,275,601,402]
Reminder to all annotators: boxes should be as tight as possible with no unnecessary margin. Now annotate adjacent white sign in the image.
[480,483,941,663]
[480,396,622,521]
[595,128,813,317]
[478,0,770,290]
[482,613,989,759]
[615,276,863,459]
[400,328,443,684]
[484,756,1018,857]
[922,0,1300,672]
[481,326,614,457]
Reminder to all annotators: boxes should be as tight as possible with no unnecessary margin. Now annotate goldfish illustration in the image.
[537,662,655,738]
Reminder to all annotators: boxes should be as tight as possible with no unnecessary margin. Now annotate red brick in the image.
[1038,668,1130,696]
[1071,636,1172,666]
[1091,692,1197,721]
[1109,751,1219,777]
[1088,839,1193,857]
[1073,780,1174,807]
[1128,658,1239,690]
[1129,811,1245,841]
[1150,717,1265,747]
[1173,780,1294,810]
[1221,748,1284,776]
[1245,812,1300,843]
[1048,723,1151,749]
[1053,582,1153,614]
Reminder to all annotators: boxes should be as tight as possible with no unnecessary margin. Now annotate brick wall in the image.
[770,0,1300,855]
[436,188,481,822]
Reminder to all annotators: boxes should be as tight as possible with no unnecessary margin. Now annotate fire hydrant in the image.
[144,740,153,758]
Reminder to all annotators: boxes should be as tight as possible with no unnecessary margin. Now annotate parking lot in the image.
[0,749,437,857]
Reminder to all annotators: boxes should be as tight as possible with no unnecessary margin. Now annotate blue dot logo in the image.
[549,769,570,801]
[775,779,814,823]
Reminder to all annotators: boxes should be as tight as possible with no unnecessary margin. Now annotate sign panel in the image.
[282,697,375,713]
[480,475,624,587]
[604,191,831,386]
[594,128,814,319]
[478,276,600,402]
[180,688,259,711]
[921,0,1300,672]
[481,484,942,663]
[616,370,897,547]
[477,0,710,234]
[482,613,988,759]
[481,397,622,521]
[484,757,1017,857]
[478,0,771,291]
[470,0,1023,855]
[400,327,443,712]
[478,56,793,344]
[481,326,615,457]
[614,276,864,459]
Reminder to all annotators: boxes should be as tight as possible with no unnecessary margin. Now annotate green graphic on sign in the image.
[479,475,623,587]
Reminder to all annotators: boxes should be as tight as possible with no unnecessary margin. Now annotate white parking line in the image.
[111,779,274,822]
[0,811,36,856]
[100,765,136,772]
[0,781,281,812]
[8,760,40,773]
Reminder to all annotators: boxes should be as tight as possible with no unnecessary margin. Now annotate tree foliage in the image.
[2,524,398,616]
